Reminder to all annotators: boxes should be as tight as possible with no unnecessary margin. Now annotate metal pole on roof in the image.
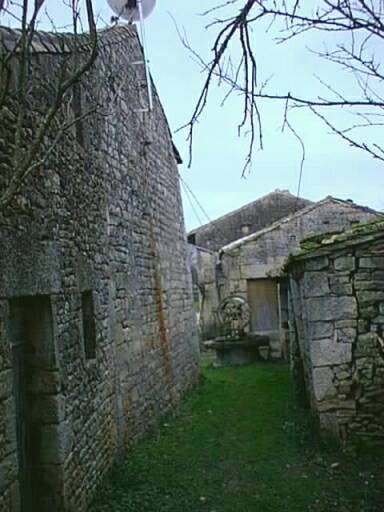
[137,0,153,112]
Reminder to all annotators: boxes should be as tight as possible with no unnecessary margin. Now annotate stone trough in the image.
[205,334,270,366]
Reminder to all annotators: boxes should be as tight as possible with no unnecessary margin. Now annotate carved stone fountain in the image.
[205,295,270,366]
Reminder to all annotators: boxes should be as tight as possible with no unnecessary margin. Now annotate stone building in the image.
[203,197,380,352]
[187,190,312,252]
[0,26,199,512]
[285,220,384,446]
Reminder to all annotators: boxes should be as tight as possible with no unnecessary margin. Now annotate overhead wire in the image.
[179,174,212,225]
[179,173,236,253]
[180,177,204,226]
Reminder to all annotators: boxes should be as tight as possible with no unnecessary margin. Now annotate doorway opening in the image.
[247,279,279,332]
[9,295,61,512]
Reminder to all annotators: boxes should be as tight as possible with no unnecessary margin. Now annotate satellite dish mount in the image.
[108,0,157,112]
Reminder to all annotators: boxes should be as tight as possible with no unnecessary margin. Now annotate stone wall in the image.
[215,199,380,358]
[188,190,312,252]
[187,245,219,340]
[287,222,384,446]
[0,26,199,511]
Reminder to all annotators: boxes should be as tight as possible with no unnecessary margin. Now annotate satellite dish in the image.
[107,0,156,22]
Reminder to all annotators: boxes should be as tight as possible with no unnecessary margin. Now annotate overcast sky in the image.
[3,1,384,230]
[112,0,384,231]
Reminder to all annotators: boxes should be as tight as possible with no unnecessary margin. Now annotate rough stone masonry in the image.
[0,26,199,511]
[286,221,384,446]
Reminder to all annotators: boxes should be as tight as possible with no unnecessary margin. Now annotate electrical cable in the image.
[180,178,204,226]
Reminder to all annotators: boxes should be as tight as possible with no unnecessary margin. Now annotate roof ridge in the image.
[0,24,137,55]
[188,190,312,235]
[220,196,381,253]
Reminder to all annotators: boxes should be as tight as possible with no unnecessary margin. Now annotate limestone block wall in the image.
[198,250,220,340]
[0,26,199,512]
[287,230,384,445]
[187,245,219,340]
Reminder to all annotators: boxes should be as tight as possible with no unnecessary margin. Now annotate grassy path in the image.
[89,361,383,512]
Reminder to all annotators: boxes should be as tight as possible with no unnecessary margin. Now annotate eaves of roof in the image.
[219,196,382,255]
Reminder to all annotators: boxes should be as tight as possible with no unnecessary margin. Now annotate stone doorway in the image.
[9,296,61,512]
[247,279,279,332]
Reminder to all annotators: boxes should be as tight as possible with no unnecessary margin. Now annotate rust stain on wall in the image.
[149,215,173,380]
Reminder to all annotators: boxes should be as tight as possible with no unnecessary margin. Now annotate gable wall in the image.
[191,193,311,251]
[0,26,199,512]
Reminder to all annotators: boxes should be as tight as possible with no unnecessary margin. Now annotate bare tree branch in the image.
[0,0,98,211]
[182,0,384,175]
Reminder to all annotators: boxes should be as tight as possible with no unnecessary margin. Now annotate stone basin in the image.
[205,334,270,366]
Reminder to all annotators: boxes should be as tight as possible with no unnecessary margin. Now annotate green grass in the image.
[89,359,384,512]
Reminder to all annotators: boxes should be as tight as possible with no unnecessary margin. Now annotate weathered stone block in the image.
[311,338,352,367]
[356,290,384,306]
[360,304,378,320]
[313,367,336,401]
[355,333,378,359]
[308,321,333,340]
[304,271,330,297]
[334,255,355,272]
[338,383,352,395]
[359,257,384,269]
[336,370,351,381]
[329,281,353,296]
[355,272,373,281]
[305,256,329,271]
[318,399,339,412]
[337,400,356,411]
[306,296,357,321]
[354,280,384,291]
[358,319,370,334]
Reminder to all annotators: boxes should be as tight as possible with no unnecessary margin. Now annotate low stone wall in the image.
[287,223,384,446]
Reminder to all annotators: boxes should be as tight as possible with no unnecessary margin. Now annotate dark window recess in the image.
[81,291,96,359]
[187,233,196,245]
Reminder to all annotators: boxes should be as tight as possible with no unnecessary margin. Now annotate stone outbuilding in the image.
[187,190,312,251]
[208,197,380,354]
[285,220,384,446]
[0,26,199,512]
